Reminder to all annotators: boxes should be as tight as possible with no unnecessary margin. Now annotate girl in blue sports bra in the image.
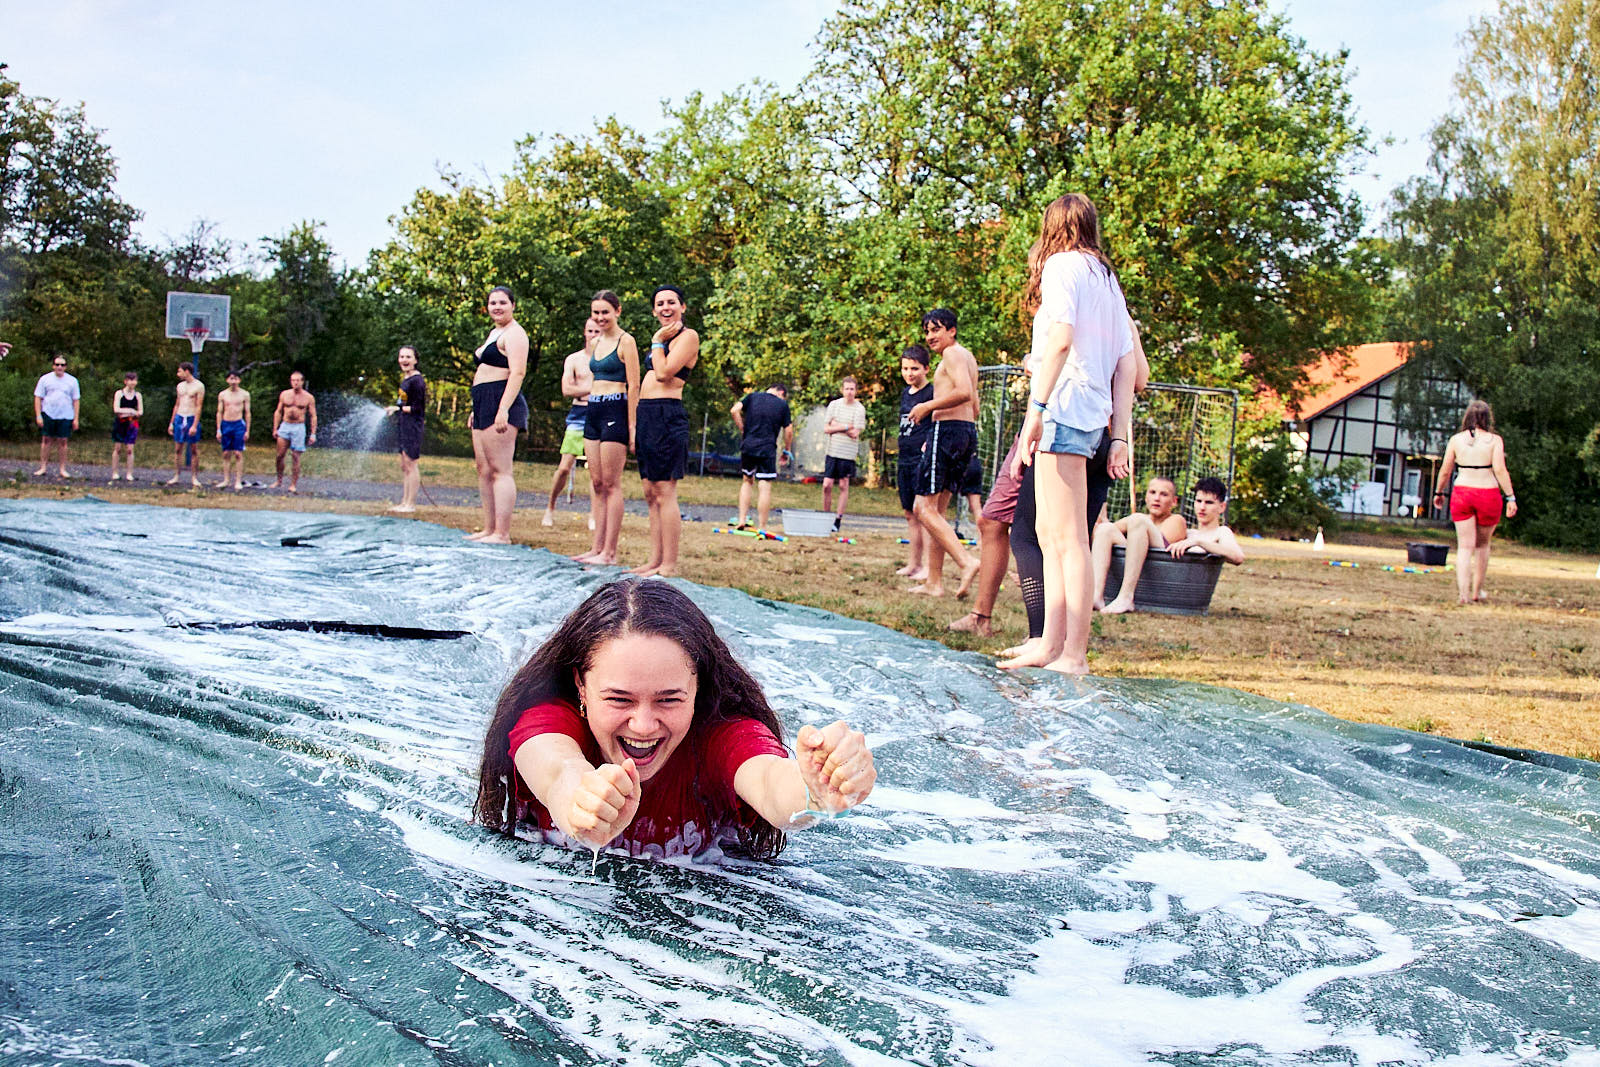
[467,285,529,545]
[573,289,639,567]
[630,284,701,578]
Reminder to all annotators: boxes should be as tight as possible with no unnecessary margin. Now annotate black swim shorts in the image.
[823,456,857,482]
[959,451,984,498]
[583,392,628,445]
[740,451,778,479]
[914,420,976,498]
[470,380,529,432]
[636,398,688,481]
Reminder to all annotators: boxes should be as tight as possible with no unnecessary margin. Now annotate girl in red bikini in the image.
[1433,399,1516,605]
[473,580,876,861]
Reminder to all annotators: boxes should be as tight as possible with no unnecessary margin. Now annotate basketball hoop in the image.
[185,326,210,355]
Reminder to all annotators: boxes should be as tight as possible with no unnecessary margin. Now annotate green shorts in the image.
[560,424,586,458]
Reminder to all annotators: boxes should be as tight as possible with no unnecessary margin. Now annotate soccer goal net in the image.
[972,367,1238,526]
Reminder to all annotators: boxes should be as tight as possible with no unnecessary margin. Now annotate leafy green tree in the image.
[1389,0,1600,547]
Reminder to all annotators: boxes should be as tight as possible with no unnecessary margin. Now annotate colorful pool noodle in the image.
[1327,560,1359,568]
[1381,564,1449,574]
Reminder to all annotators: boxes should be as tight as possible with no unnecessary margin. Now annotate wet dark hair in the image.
[592,290,621,311]
[178,362,194,374]
[123,371,138,381]
[1460,399,1495,434]
[900,345,930,368]
[489,285,516,306]
[397,344,418,359]
[921,308,958,333]
[1195,477,1229,502]
[768,382,789,395]
[653,285,686,305]
[474,580,789,860]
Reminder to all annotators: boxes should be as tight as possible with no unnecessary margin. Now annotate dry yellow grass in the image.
[4,471,1597,760]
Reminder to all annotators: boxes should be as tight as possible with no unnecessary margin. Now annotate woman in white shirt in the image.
[1002,194,1139,675]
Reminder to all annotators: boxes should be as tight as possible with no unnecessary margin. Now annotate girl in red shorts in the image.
[1433,399,1516,605]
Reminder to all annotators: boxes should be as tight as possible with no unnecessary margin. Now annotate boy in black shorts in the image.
[907,309,981,597]
[730,383,793,532]
[896,346,933,578]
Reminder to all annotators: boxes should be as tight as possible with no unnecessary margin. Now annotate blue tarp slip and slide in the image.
[1,498,1597,1066]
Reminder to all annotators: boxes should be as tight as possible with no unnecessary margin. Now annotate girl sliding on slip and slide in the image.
[473,580,876,860]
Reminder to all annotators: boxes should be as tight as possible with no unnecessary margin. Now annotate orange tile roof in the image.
[1286,342,1410,421]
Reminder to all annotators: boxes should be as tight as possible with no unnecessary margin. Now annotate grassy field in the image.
[4,450,1597,760]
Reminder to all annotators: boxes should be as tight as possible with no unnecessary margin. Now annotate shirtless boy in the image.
[214,372,251,490]
[272,371,317,493]
[906,308,981,598]
[166,362,205,487]
[1092,476,1189,613]
[1166,477,1245,566]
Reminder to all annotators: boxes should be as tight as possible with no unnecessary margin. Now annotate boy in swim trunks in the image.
[907,309,981,598]
[272,371,317,493]
[214,372,251,491]
[731,383,793,532]
[166,362,205,488]
[109,371,142,481]
[897,346,934,579]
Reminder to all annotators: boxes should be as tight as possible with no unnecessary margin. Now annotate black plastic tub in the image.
[1407,542,1450,566]
[1103,545,1225,616]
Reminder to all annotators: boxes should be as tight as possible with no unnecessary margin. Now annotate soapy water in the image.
[1,498,1597,1067]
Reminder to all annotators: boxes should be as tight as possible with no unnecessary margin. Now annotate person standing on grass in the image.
[543,320,600,528]
[166,362,205,488]
[896,346,934,580]
[213,372,251,491]
[109,372,143,482]
[33,356,81,478]
[631,285,700,578]
[465,288,527,541]
[385,347,425,512]
[821,376,868,533]
[1091,476,1188,613]
[1001,193,1139,675]
[731,383,793,532]
[906,309,981,598]
[573,290,638,565]
[271,370,318,494]
[1433,399,1516,605]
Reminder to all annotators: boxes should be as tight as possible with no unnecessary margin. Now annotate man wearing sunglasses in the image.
[33,356,81,478]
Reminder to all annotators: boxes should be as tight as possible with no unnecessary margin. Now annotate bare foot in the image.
[653,566,678,578]
[475,534,512,544]
[894,564,918,576]
[904,567,929,582]
[948,612,992,636]
[907,583,944,597]
[32,468,46,476]
[1040,656,1091,676]
[231,483,242,491]
[190,479,201,489]
[590,554,617,566]
[998,643,1063,670]
[59,470,73,478]
[629,563,660,576]
[954,558,981,599]
[287,485,298,494]
[1102,597,1136,615]
[387,504,416,513]
[213,480,229,489]
[541,512,555,527]
[1458,597,1473,606]
[997,637,1043,660]
[1476,591,1489,603]
[165,475,180,485]
[570,548,599,562]
[465,530,492,541]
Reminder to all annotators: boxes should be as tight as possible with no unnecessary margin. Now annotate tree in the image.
[1388,0,1600,547]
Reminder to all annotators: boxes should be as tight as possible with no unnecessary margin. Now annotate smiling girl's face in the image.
[575,633,697,782]
[590,299,617,332]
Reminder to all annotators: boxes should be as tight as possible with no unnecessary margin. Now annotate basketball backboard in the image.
[165,292,232,344]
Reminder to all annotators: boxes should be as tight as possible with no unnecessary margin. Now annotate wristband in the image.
[1504,495,1515,501]
[1028,399,1048,412]
[801,778,843,820]
[1109,437,1127,444]
[651,341,666,349]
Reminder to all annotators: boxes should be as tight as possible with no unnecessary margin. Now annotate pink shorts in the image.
[1450,485,1503,527]
[980,437,1022,523]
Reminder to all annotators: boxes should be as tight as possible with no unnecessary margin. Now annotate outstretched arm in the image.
[1169,527,1245,564]
[732,720,876,830]
[512,733,641,847]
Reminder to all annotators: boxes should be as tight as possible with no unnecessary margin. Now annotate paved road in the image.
[0,458,910,534]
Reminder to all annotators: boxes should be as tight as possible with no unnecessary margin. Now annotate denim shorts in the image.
[1043,422,1104,458]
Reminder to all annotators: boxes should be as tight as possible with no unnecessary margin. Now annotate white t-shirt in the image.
[1030,250,1132,431]
[823,398,868,460]
[34,372,82,420]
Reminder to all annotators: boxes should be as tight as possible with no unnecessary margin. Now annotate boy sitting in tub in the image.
[1166,477,1245,565]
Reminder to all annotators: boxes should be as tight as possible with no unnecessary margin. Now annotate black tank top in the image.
[116,392,138,413]
[476,336,509,369]
[645,331,695,384]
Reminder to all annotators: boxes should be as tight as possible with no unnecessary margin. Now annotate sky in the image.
[1,0,1494,267]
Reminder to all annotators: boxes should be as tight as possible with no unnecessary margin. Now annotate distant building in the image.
[1283,343,1469,519]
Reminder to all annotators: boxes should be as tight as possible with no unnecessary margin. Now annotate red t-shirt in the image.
[507,701,788,858]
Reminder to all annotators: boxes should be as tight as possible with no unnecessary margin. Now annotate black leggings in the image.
[1009,435,1113,639]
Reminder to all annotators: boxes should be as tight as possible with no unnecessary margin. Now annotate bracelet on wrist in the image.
[1028,398,1048,412]
[1109,437,1127,444]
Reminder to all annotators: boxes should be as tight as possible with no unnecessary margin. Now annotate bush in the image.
[1231,433,1361,536]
